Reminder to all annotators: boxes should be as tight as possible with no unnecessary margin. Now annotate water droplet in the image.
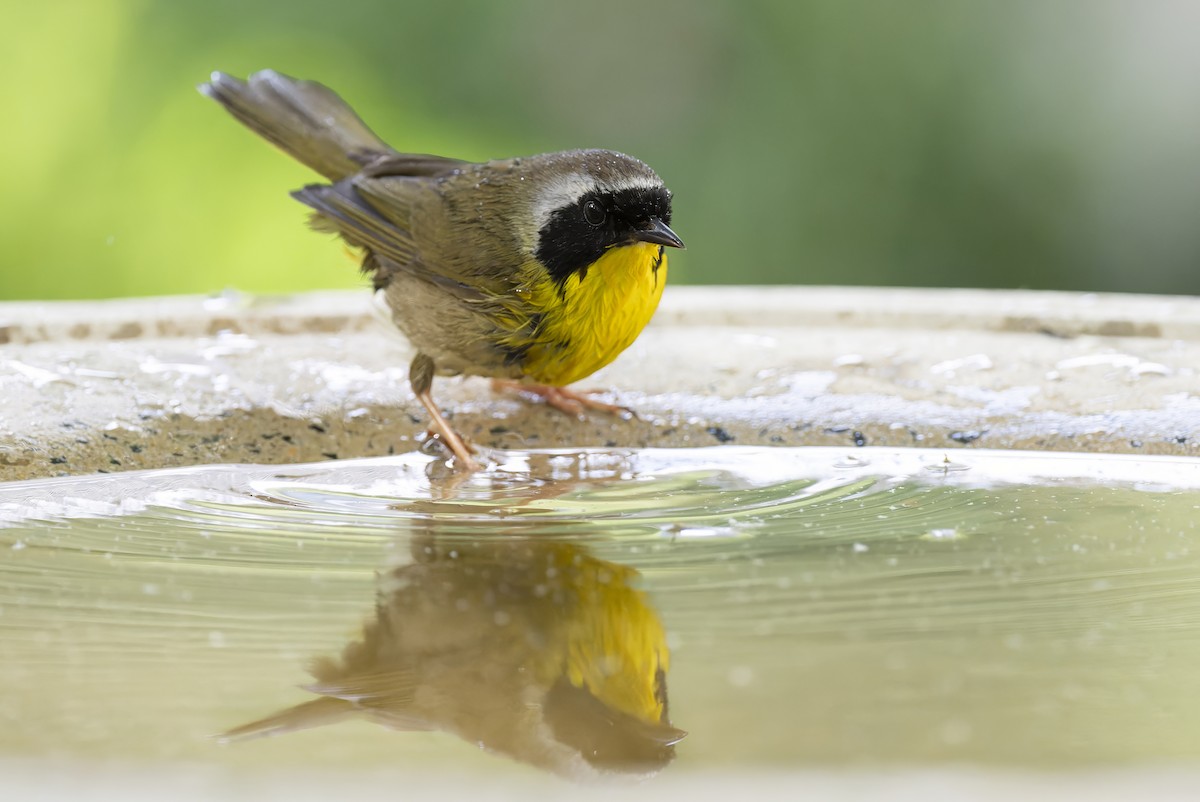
[727,666,755,688]
[921,528,965,541]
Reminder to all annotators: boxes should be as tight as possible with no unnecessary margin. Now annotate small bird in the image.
[220,533,685,778]
[200,70,684,470]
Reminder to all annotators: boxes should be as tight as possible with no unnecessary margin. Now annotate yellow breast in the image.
[518,243,667,387]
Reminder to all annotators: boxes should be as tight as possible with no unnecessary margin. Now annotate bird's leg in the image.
[411,354,479,471]
[416,391,480,470]
[491,380,636,420]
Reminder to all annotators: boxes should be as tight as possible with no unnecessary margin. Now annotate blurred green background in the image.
[3,0,1198,300]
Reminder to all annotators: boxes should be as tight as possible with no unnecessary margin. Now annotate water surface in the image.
[2,447,1199,779]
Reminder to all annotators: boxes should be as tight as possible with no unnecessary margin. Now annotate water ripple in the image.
[3,447,1200,769]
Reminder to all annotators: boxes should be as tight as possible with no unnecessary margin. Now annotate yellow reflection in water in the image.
[221,523,684,779]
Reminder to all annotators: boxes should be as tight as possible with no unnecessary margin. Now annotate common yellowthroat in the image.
[200,70,684,470]
[222,530,684,778]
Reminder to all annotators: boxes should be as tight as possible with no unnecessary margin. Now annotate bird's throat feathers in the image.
[522,243,667,387]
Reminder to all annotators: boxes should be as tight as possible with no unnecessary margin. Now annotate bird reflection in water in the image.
[222,463,685,779]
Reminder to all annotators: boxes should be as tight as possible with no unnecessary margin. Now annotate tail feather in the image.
[200,69,392,181]
[216,696,357,743]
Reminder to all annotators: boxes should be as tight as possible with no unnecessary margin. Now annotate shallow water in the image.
[2,447,1199,780]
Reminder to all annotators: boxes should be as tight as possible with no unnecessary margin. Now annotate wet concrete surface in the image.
[1,286,1197,481]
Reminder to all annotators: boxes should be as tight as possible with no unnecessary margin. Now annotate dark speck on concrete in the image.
[50,456,68,464]
[950,430,986,444]
[1131,439,1143,448]
[129,444,143,453]
[309,422,327,434]
[706,426,735,443]
[321,452,338,460]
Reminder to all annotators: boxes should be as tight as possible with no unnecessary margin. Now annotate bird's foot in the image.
[491,380,637,420]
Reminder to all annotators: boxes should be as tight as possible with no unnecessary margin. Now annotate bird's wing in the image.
[293,165,521,301]
[357,152,470,178]
[292,180,417,265]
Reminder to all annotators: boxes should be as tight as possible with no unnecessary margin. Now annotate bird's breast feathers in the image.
[516,243,667,387]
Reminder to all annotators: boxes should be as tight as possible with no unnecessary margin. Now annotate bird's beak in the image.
[653,724,689,746]
[632,217,686,250]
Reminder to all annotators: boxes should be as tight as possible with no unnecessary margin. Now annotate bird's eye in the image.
[582,199,606,226]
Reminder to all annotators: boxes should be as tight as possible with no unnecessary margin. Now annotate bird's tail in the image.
[200,69,392,181]
[216,696,356,743]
